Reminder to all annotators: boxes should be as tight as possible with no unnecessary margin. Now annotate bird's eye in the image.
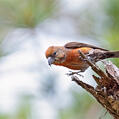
[53,51,57,55]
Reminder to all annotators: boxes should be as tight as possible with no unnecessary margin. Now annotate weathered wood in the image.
[71,51,119,119]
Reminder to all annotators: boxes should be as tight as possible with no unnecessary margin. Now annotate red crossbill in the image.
[45,42,119,72]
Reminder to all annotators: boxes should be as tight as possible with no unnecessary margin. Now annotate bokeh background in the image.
[0,0,119,119]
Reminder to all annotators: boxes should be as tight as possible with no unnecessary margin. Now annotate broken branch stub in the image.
[71,51,119,119]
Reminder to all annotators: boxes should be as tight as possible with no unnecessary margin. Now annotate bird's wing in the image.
[64,42,108,51]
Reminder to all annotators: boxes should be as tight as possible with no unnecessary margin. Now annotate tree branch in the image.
[71,50,119,119]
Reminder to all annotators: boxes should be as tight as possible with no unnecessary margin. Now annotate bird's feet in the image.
[66,71,84,77]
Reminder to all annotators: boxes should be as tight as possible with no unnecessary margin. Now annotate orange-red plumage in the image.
[45,42,119,71]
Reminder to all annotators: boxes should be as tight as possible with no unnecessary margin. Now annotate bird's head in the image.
[45,46,66,66]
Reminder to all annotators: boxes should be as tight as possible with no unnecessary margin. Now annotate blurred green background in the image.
[0,0,118,119]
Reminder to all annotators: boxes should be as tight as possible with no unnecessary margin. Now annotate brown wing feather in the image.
[64,42,108,51]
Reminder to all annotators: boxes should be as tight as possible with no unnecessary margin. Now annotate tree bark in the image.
[71,51,119,119]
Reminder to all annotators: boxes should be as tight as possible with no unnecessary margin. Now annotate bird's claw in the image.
[66,71,84,77]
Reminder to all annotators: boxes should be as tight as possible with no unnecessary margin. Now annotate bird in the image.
[45,42,119,73]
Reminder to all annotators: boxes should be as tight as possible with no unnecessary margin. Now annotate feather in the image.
[64,42,108,51]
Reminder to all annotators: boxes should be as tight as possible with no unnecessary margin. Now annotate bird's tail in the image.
[104,51,119,59]
[89,51,119,62]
